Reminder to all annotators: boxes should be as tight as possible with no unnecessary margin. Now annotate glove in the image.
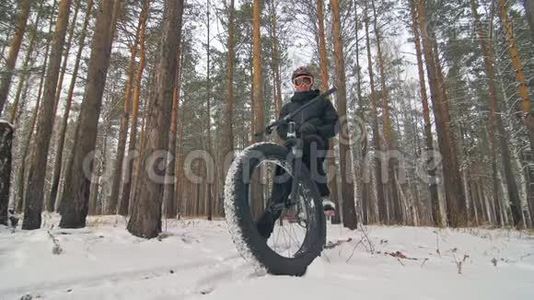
[299,122,317,136]
[276,119,289,139]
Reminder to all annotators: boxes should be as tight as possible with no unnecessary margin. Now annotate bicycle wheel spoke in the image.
[288,223,301,249]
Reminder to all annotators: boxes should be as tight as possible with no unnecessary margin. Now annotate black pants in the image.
[271,139,330,202]
[257,136,329,238]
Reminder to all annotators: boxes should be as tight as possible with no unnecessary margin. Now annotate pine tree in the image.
[497,0,532,226]
[250,0,265,218]
[0,0,32,113]
[417,0,467,227]
[127,0,184,238]
[59,0,118,228]
[119,4,149,217]
[371,0,402,224]
[9,1,44,124]
[316,0,341,225]
[108,0,150,215]
[352,0,371,224]
[409,0,441,226]
[364,0,386,224]
[252,0,264,143]
[331,0,357,229]
[220,0,236,204]
[22,0,72,230]
[47,0,94,212]
[163,1,185,219]
[15,0,58,214]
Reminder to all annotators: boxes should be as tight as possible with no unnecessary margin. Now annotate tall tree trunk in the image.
[331,0,357,230]
[431,36,468,224]
[205,0,213,221]
[463,125,484,225]
[59,0,118,228]
[467,177,481,226]
[353,0,370,224]
[163,1,184,219]
[88,128,108,216]
[128,63,155,217]
[417,0,466,227]
[127,0,183,238]
[48,0,94,212]
[221,0,235,197]
[250,0,264,218]
[477,180,490,223]
[11,61,33,127]
[15,0,57,213]
[471,0,522,227]
[46,0,81,211]
[108,0,149,215]
[16,61,45,213]
[498,0,533,226]
[175,49,186,213]
[497,0,534,148]
[119,12,149,217]
[252,0,264,142]
[22,0,72,230]
[494,20,534,226]
[370,0,401,224]
[268,0,282,117]
[16,1,52,213]
[175,88,186,217]
[9,2,43,123]
[52,0,81,114]
[409,0,441,226]
[0,122,13,225]
[249,45,255,144]
[0,0,32,113]
[317,0,329,92]
[88,158,100,215]
[317,0,341,224]
[498,0,534,226]
[364,0,386,224]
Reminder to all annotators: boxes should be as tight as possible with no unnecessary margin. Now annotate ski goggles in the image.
[293,76,313,86]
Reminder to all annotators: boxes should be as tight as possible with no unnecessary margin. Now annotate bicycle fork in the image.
[287,122,303,208]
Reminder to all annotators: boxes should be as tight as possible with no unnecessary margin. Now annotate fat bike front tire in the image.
[224,142,326,276]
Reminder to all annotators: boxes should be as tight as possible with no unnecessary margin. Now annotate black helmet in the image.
[291,66,314,81]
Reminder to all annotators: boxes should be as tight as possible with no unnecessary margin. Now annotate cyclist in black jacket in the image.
[257,66,339,239]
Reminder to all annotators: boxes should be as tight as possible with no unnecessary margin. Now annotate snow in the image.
[1,214,534,299]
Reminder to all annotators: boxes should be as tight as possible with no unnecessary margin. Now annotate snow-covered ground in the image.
[1,214,533,299]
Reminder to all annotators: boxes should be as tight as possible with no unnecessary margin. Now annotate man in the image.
[257,66,339,239]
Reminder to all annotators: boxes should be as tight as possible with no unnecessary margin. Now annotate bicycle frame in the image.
[287,121,303,208]
[263,122,303,214]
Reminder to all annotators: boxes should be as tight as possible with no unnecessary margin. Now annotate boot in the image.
[322,197,336,217]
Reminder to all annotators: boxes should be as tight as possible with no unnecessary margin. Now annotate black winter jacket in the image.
[276,89,339,145]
